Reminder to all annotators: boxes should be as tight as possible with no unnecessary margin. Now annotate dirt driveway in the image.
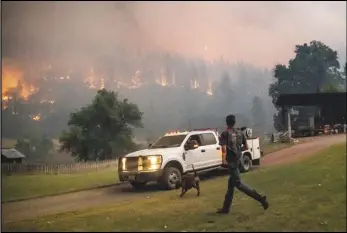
[2,134,345,224]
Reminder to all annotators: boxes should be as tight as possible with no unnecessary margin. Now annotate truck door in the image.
[184,134,204,171]
[250,138,261,160]
[245,138,261,160]
[200,132,222,167]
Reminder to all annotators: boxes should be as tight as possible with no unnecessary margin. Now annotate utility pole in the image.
[287,108,292,141]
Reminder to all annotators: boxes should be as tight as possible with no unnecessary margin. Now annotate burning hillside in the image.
[2,60,38,101]
[2,58,214,111]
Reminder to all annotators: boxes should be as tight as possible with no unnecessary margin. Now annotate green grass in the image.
[2,168,118,202]
[4,143,346,232]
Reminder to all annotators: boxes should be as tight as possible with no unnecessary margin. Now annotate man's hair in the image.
[226,115,236,127]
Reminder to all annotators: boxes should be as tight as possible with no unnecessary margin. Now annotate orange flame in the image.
[2,60,37,100]
[31,113,41,121]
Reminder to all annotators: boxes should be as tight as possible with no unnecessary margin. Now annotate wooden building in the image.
[1,148,26,163]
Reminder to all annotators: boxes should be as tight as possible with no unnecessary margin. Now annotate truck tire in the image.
[160,167,181,190]
[239,155,252,173]
[130,182,147,190]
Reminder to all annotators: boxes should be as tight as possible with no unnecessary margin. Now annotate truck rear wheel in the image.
[240,155,252,173]
[159,167,181,190]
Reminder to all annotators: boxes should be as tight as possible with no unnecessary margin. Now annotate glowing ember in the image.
[207,79,213,95]
[100,78,105,89]
[191,78,199,89]
[128,70,143,89]
[155,68,168,87]
[31,114,41,121]
[84,67,97,89]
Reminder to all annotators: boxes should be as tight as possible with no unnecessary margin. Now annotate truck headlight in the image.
[122,157,127,171]
[148,155,162,170]
[139,155,162,171]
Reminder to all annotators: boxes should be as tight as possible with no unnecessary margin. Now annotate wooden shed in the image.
[1,148,26,163]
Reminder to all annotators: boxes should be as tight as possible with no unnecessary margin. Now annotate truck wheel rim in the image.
[169,172,178,184]
[244,158,249,169]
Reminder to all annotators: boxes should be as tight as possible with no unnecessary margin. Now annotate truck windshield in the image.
[150,135,187,149]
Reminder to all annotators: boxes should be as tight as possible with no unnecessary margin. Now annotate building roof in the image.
[1,148,26,159]
[275,92,347,107]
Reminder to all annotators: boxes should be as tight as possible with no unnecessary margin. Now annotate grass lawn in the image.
[2,168,118,203]
[4,143,346,232]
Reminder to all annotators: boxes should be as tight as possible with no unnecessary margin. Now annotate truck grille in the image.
[126,157,138,172]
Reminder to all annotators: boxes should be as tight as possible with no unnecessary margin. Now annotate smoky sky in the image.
[2,1,346,70]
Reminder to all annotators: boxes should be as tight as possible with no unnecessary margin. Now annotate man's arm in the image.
[221,145,227,161]
[219,132,227,163]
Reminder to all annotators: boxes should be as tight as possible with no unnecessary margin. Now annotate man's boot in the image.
[238,184,269,210]
[260,195,269,210]
[216,208,229,214]
[216,194,232,214]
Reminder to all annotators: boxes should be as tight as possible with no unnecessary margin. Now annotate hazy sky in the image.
[2,1,346,69]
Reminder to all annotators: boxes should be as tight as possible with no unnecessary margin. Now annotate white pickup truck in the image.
[118,129,262,190]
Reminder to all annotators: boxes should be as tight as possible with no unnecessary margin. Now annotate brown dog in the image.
[176,164,200,197]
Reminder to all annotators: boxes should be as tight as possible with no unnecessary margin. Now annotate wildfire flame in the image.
[84,67,97,89]
[31,113,41,121]
[156,68,168,87]
[84,67,108,90]
[2,60,38,101]
[207,79,213,96]
[191,78,199,89]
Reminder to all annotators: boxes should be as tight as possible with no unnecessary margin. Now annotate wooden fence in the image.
[1,160,119,175]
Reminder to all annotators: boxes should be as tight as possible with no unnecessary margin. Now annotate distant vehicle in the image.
[118,128,262,190]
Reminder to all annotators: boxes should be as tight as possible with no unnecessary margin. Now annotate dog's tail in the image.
[192,164,198,177]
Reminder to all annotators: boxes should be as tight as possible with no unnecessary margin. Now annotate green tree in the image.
[59,89,143,161]
[251,96,266,134]
[33,134,54,157]
[321,83,342,93]
[15,135,54,162]
[15,139,32,156]
[268,40,344,131]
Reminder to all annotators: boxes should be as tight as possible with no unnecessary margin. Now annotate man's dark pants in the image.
[222,160,263,211]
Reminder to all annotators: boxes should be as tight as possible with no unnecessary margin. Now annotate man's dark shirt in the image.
[219,128,247,163]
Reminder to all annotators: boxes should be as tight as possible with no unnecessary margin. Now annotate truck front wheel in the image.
[160,167,182,190]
